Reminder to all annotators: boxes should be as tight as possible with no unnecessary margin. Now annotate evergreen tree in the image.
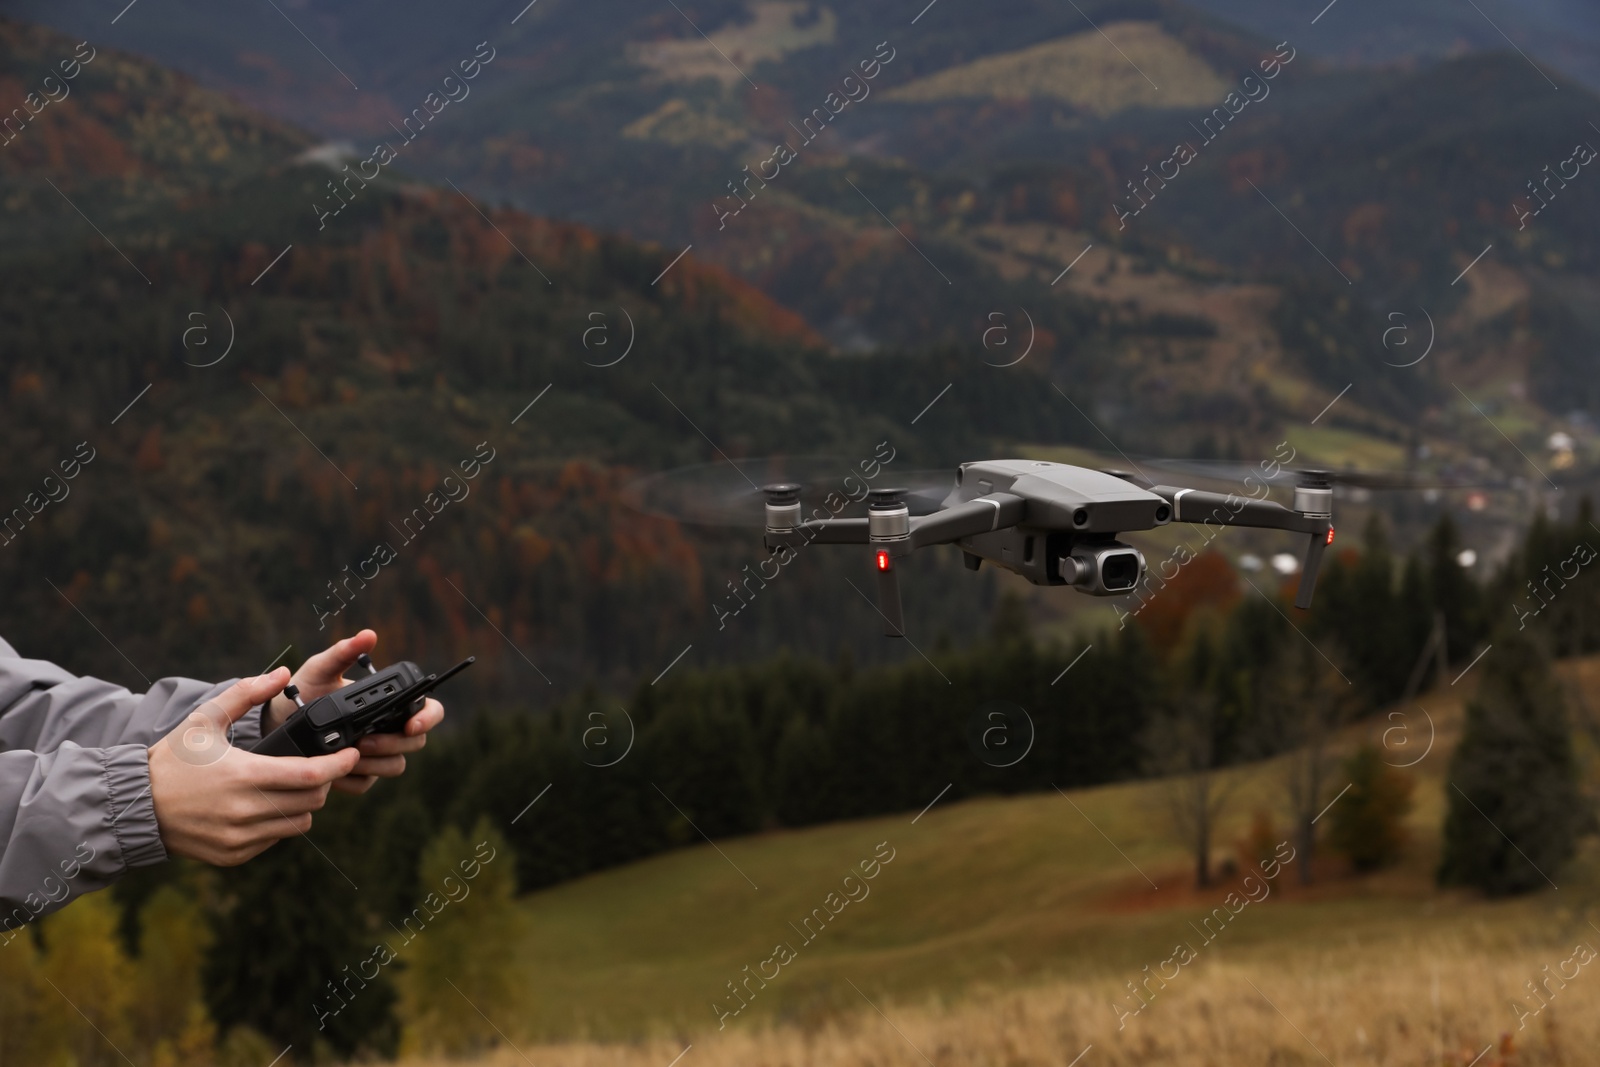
[1327,744,1414,871]
[773,713,836,825]
[1425,512,1486,660]
[1505,499,1600,656]
[1438,627,1587,895]
[1314,515,1412,702]
[1395,552,1436,679]
[204,831,399,1060]
[639,681,763,840]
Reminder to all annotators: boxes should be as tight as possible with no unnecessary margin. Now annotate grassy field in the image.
[885,22,1227,116]
[401,660,1600,1065]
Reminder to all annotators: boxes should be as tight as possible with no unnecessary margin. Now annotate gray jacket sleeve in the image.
[0,636,257,933]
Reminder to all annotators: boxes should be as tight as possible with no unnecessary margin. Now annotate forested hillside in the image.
[0,17,1132,698]
[14,0,1600,478]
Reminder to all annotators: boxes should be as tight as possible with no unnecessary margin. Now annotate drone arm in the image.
[765,494,1024,553]
[1151,486,1333,609]
[908,493,1025,549]
[1152,486,1317,535]
[765,517,871,551]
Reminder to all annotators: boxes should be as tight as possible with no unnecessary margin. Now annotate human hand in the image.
[149,669,362,865]
[332,695,442,795]
[263,630,445,795]
[262,629,378,732]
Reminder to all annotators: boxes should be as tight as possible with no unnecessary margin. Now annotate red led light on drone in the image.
[876,550,891,571]
[1326,527,1336,545]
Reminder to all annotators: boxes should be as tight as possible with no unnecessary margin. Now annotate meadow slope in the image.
[400,659,1600,1065]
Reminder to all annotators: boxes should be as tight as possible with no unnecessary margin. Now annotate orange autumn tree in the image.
[1134,549,1241,658]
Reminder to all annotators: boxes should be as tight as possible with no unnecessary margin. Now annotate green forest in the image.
[0,504,1569,1061]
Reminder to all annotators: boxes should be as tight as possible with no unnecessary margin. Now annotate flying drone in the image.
[761,461,1343,637]
[627,456,1488,639]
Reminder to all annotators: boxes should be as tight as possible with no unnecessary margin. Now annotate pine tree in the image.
[1314,515,1412,702]
[773,713,835,825]
[1328,744,1414,871]
[204,831,398,1060]
[1438,627,1587,896]
[1425,512,1486,660]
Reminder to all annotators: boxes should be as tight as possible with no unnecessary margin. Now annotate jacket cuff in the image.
[228,698,264,751]
[103,745,166,870]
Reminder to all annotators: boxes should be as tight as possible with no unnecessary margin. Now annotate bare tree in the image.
[1144,694,1236,888]
[1254,640,1355,885]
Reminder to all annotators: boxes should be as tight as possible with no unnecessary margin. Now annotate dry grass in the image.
[621,99,752,148]
[630,1,837,88]
[403,934,1600,1067]
[885,22,1227,116]
[394,661,1600,1066]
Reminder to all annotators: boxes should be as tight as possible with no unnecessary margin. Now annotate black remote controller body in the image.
[251,655,474,757]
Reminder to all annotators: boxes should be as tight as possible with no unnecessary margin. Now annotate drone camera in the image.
[1060,541,1146,595]
[1101,552,1141,590]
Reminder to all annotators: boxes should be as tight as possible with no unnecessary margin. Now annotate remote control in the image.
[251,653,474,757]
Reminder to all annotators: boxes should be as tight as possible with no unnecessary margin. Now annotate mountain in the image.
[1,16,1079,699]
[3,8,1598,702]
[1184,0,1600,90]
[14,1,1600,429]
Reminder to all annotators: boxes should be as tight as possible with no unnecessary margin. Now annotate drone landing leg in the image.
[875,558,905,638]
[1294,528,1332,610]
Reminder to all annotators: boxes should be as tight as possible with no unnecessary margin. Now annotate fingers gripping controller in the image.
[252,657,475,757]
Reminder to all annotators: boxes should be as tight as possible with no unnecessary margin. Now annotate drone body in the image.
[762,459,1334,637]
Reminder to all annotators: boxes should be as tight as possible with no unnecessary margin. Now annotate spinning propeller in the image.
[621,457,954,527]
